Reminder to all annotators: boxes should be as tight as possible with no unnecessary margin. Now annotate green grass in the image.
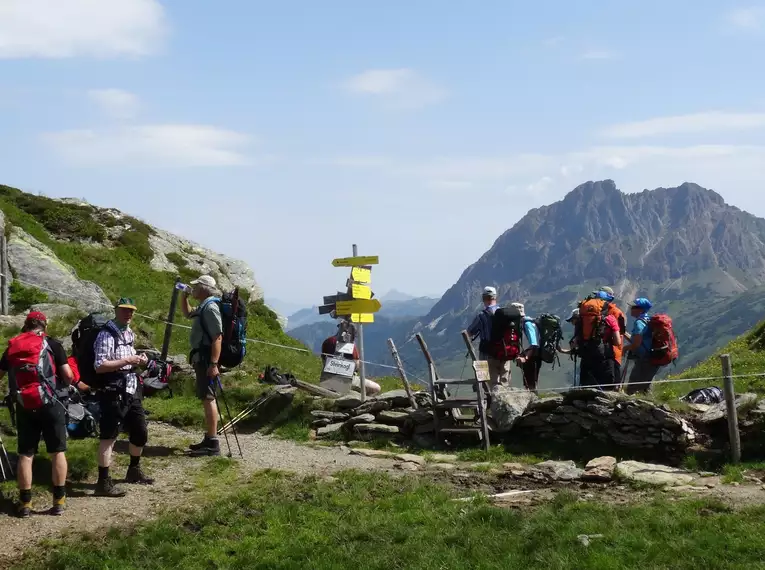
[18,469,765,570]
[455,445,546,465]
[9,281,48,312]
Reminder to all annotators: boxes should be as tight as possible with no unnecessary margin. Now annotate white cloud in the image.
[580,49,620,60]
[600,111,765,138]
[726,7,765,30]
[343,68,448,110]
[0,0,167,59]
[87,89,141,119]
[41,124,254,167]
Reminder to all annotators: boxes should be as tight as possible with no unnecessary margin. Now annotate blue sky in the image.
[2,0,765,309]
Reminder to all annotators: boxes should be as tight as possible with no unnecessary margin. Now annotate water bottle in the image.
[175,283,192,294]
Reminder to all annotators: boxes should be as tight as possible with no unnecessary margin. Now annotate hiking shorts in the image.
[194,362,216,401]
[99,391,148,447]
[16,403,67,456]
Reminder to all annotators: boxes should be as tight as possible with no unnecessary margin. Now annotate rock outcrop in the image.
[148,229,263,299]
[7,227,111,311]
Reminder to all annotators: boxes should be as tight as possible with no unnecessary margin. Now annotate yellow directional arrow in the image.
[332,255,379,267]
[335,298,382,315]
[350,313,374,323]
[351,284,372,300]
[351,267,371,283]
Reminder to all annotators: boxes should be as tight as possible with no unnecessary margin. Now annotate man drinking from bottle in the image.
[180,275,223,457]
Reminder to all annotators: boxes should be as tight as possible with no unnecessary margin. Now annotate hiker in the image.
[320,327,381,395]
[93,297,154,497]
[559,309,580,355]
[0,311,73,518]
[623,297,661,394]
[181,275,224,457]
[576,288,623,390]
[467,286,511,387]
[514,303,542,393]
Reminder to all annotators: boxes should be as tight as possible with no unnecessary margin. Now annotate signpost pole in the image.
[352,244,367,402]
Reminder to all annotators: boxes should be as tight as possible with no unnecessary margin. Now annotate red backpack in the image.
[646,314,679,366]
[488,306,524,361]
[7,331,59,411]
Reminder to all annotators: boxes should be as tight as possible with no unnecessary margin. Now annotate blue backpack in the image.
[200,288,248,368]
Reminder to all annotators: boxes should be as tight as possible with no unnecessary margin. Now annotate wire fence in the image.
[3,272,763,397]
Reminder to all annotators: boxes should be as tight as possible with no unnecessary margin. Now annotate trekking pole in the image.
[619,360,630,393]
[215,376,243,458]
[0,434,13,480]
[211,378,233,458]
[573,355,579,387]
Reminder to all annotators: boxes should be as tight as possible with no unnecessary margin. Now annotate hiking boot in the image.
[50,499,66,516]
[17,503,31,519]
[125,465,155,485]
[94,477,127,497]
[189,436,220,457]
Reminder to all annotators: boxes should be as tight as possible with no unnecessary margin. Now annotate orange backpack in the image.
[577,298,626,355]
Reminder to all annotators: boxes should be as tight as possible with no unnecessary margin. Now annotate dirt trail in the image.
[0,423,398,569]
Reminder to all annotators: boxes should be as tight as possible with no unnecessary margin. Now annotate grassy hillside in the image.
[0,184,323,431]
[657,319,765,401]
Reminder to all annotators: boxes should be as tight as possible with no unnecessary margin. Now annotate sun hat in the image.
[190,275,217,288]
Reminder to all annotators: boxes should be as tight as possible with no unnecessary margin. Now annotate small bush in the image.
[10,281,48,312]
[165,252,188,268]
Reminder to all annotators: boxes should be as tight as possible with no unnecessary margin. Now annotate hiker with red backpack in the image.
[0,311,74,518]
[623,298,678,394]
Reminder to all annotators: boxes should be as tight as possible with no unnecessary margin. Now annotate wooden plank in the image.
[387,338,418,409]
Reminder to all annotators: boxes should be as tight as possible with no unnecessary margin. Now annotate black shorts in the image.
[16,403,68,456]
[98,391,147,441]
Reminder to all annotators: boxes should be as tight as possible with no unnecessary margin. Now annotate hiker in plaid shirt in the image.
[92,297,153,497]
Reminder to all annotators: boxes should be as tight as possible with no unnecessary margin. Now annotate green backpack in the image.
[535,313,563,366]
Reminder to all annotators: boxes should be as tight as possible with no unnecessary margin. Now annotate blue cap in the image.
[630,297,652,310]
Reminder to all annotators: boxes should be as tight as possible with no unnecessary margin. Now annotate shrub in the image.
[10,281,48,312]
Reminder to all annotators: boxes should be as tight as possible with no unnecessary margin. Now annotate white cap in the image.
[482,286,497,298]
[566,308,579,322]
[511,302,525,316]
[190,275,217,288]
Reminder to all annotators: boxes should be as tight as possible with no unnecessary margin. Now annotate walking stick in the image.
[215,376,243,458]
[0,434,14,480]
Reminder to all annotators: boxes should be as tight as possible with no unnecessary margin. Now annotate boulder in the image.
[8,227,111,311]
[316,423,345,437]
[311,418,332,428]
[29,303,82,321]
[394,454,426,466]
[349,448,394,459]
[582,456,617,482]
[311,411,351,422]
[148,228,263,300]
[699,393,758,424]
[375,390,412,409]
[407,408,434,425]
[377,411,410,426]
[615,461,696,487]
[528,396,564,413]
[489,386,537,433]
[344,414,376,426]
[335,393,364,410]
[533,460,584,481]
[353,424,400,437]
[351,400,390,416]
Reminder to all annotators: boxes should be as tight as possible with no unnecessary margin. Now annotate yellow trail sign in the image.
[332,255,379,267]
[350,313,374,323]
[335,298,382,315]
[351,267,371,283]
[351,284,372,300]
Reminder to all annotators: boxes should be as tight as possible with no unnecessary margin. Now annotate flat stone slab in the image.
[394,453,426,466]
[534,460,584,481]
[430,454,459,463]
[348,448,394,459]
[615,461,696,487]
[430,463,457,471]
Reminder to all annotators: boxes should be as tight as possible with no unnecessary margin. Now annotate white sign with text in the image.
[323,357,356,378]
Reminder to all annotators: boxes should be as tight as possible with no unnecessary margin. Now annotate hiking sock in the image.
[98,466,109,482]
[129,455,141,468]
[53,486,66,505]
[19,489,32,505]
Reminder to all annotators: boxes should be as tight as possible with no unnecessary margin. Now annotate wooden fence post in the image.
[0,234,8,316]
[720,353,741,464]
[387,338,417,409]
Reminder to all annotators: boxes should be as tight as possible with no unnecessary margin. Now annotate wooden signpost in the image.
[317,245,381,401]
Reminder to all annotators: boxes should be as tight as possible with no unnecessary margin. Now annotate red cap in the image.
[26,311,47,323]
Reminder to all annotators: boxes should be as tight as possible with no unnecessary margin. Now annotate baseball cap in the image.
[630,297,652,310]
[116,297,137,310]
[191,275,217,288]
[482,286,497,298]
[599,286,615,296]
[511,302,526,316]
[566,308,579,322]
[26,311,47,323]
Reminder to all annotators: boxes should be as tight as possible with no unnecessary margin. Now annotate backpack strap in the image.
[195,297,221,346]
